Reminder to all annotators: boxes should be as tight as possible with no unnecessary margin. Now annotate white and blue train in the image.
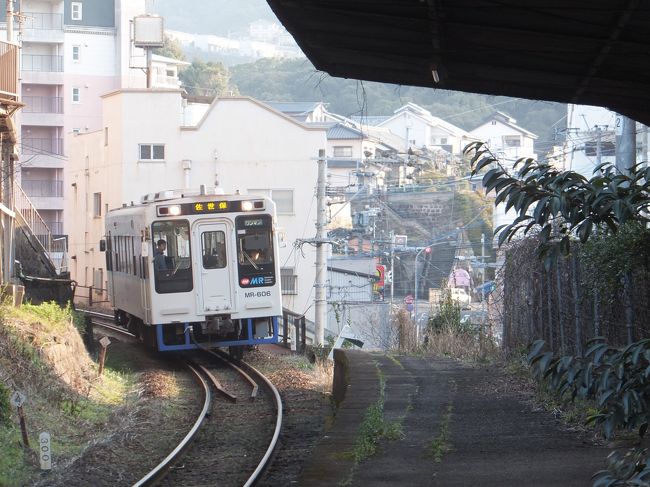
[101,187,282,355]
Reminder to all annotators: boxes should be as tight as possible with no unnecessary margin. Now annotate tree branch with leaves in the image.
[464,142,650,264]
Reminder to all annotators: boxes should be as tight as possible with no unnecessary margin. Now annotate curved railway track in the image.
[80,309,284,487]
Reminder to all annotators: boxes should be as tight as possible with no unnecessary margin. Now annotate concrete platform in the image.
[298,351,611,486]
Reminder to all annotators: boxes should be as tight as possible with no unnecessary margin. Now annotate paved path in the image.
[299,351,610,486]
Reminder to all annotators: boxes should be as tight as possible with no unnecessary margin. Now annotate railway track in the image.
[79,309,284,486]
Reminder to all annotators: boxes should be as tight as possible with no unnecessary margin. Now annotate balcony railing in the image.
[22,179,63,197]
[22,96,64,113]
[21,138,64,156]
[0,40,19,98]
[45,221,63,235]
[23,12,64,30]
[22,54,63,72]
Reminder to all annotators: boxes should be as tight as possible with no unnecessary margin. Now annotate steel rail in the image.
[132,362,211,487]
[200,347,284,485]
[240,358,284,487]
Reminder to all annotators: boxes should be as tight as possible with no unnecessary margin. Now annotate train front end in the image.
[107,190,283,353]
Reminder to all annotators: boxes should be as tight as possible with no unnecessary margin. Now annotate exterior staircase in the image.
[14,182,67,276]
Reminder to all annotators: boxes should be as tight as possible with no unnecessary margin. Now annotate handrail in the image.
[14,182,67,274]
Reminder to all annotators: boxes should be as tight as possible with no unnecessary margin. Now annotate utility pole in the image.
[6,0,13,41]
[595,125,602,167]
[615,114,636,176]
[314,149,327,346]
[481,233,486,327]
[389,231,395,313]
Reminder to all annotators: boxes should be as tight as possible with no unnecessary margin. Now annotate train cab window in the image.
[235,215,276,288]
[201,231,226,269]
[151,220,193,294]
[238,232,273,269]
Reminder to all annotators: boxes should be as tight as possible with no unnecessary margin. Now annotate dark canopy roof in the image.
[267,0,650,125]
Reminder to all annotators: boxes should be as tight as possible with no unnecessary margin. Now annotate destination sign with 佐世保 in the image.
[181,201,230,214]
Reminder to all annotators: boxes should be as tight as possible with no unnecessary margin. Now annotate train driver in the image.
[154,239,168,270]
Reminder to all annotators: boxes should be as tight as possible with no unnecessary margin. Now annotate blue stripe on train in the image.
[155,316,279,351]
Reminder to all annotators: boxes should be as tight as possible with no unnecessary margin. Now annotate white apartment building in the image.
[362,102,475,155]
[65,90,326,321]
[469,111,537,163]
[470,111,538,231]
[1,0,148,237]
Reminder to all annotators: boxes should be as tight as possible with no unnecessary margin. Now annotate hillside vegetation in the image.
[0,303,133,486]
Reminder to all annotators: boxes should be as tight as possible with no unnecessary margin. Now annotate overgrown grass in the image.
[341,362,405,486]
[8,301,77,333]
[430,404,453,462]
[0,301,138,486]
[424,325,500,363]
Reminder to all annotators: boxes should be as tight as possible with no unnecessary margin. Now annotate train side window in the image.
[201,231,226,269]
[151,220,193,294]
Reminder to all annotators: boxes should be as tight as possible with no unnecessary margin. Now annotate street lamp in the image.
[414,245,432,342]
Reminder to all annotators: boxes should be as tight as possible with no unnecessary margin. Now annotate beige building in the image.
[65,90,326,321]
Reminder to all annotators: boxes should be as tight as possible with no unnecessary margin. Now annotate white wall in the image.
[66,91,326,321]
[470,120,536,162]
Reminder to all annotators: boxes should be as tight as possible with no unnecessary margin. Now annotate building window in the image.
[72,87,80,103]
[104,127,108,146]
[93,268,103,291]
[503,135,521,147]
[333,146,353,158]
[271,189,294,214]
[281,267,298,295]
[440,137,448,144]
[93,192,101,217]
[139,143,165,161]
[71,2,82,20]
[72,45,80,62]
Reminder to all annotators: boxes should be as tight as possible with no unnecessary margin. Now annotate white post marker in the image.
[39,432,52,470]
[10,391,25,408]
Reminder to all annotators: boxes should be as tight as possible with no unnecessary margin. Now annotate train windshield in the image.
[238,232,273,268]
[151,220,193,294]
[236,215,276,288]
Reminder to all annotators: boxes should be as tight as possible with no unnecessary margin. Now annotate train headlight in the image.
[241,201,254,211]
[168,205,181,216]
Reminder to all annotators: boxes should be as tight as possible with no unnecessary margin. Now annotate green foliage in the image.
[180,59,236,97]
[350,368,403,463]
[429,404,453,463]
[527,338,650,486]
[153,35,185,61]
[592,448,650,486]
[18,301,75,328]
[428,292,461,332]
[465,142,650,267]
[580,223,650,304]
[0,382,10,426]
[229,58,564,149]
[528,339,650,440]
